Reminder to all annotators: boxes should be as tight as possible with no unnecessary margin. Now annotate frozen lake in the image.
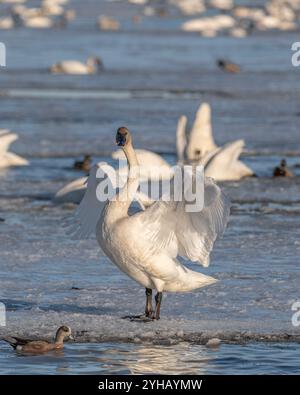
[0,0,299,374]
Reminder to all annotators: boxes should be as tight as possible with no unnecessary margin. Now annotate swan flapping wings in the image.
[132,173,231,267]
[64,163,114,239]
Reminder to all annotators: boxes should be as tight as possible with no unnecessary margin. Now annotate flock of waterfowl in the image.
[0,0,298,355]
[1,0,300,37]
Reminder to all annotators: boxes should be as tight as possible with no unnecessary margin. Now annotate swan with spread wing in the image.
[67,128,230,320]
[0,130,28,169]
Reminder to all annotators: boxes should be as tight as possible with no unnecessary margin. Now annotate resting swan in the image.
[50,56,103,75]
[67,128,230,319]
[176,103,254,180]
[0,130,28,169]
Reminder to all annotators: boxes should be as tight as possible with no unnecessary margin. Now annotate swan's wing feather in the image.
[207,140,245,168]
[64,163,111,239]
[133,173,230,266]
[176,177,230,266]
[0,133,18,153]
[176,115,187,163]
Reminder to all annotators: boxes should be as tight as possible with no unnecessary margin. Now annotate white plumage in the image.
[66,129,230,318]
[0,130,28,169]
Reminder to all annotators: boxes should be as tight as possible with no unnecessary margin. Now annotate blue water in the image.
[0,341,299,375]
[0,0,300,375]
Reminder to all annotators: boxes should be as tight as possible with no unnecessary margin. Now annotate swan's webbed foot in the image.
[121,289,162,321]
[121,314,153,322]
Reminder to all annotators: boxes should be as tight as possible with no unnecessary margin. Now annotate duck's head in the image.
[116,127,131,147]
[55,325,74,342]
[84,154,92,163]
[281,159,287,168]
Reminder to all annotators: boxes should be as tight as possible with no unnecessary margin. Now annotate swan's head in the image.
[87,56,103,72]
[116,127,131,147]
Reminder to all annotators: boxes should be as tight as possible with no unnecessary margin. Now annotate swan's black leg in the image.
[122,288,154,322]
[145,288,153,317]
[154,292,162,320]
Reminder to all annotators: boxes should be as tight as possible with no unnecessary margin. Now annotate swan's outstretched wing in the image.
[187,103,217,160]
[64,163,148,238]
[64,163,115,239]
[0,132,18,153]
[133,174,230,267]
[204,139,253,180]
[176,115,187,163]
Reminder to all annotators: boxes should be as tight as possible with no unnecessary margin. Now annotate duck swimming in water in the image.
[67,127,230,320]
[73,154,92,172]
[2,326,73,354]
[217,59,241,73]
[273,159,294,178]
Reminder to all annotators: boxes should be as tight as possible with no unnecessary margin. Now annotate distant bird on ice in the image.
[0,130,28,169]
[66,128,230,320]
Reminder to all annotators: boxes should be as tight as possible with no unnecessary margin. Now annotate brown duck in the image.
[217,59,241,73]
[73,155,92,172]
[2,326,73,353]
[273,159,294,178]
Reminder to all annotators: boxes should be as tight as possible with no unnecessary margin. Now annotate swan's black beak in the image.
[116,131,126,146]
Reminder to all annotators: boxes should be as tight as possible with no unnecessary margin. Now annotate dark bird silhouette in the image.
[273,159,294,178]
[217,59,241,73]
[73,155,92,172]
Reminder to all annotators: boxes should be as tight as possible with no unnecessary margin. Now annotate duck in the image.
[66,127,230,320]
[217,59,241,73]
[2,326,73,353]
[0,130,29,169]
[50,56,103,75]
[73,154,92,172]
[273,159,294,178]
[176,103,254,180]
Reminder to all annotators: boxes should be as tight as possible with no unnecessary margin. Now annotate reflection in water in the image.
[95,342,212,375]
[0,341,299,375]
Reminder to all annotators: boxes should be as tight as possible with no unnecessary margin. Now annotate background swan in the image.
[0,130,28,169]
[185,103,218,161]
[50,56,103,75]
[177,102,254,180]
[202,140,254,181]
[67,128,230,319]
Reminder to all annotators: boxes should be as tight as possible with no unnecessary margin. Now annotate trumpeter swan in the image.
[176,103,254,180]
[50,57,103,75]
[67,128,230,319]
[0,130,28,169]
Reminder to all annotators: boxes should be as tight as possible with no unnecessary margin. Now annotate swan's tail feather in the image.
[164,265,218,292]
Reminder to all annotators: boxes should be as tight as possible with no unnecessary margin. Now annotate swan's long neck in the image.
[116,141,140,212]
